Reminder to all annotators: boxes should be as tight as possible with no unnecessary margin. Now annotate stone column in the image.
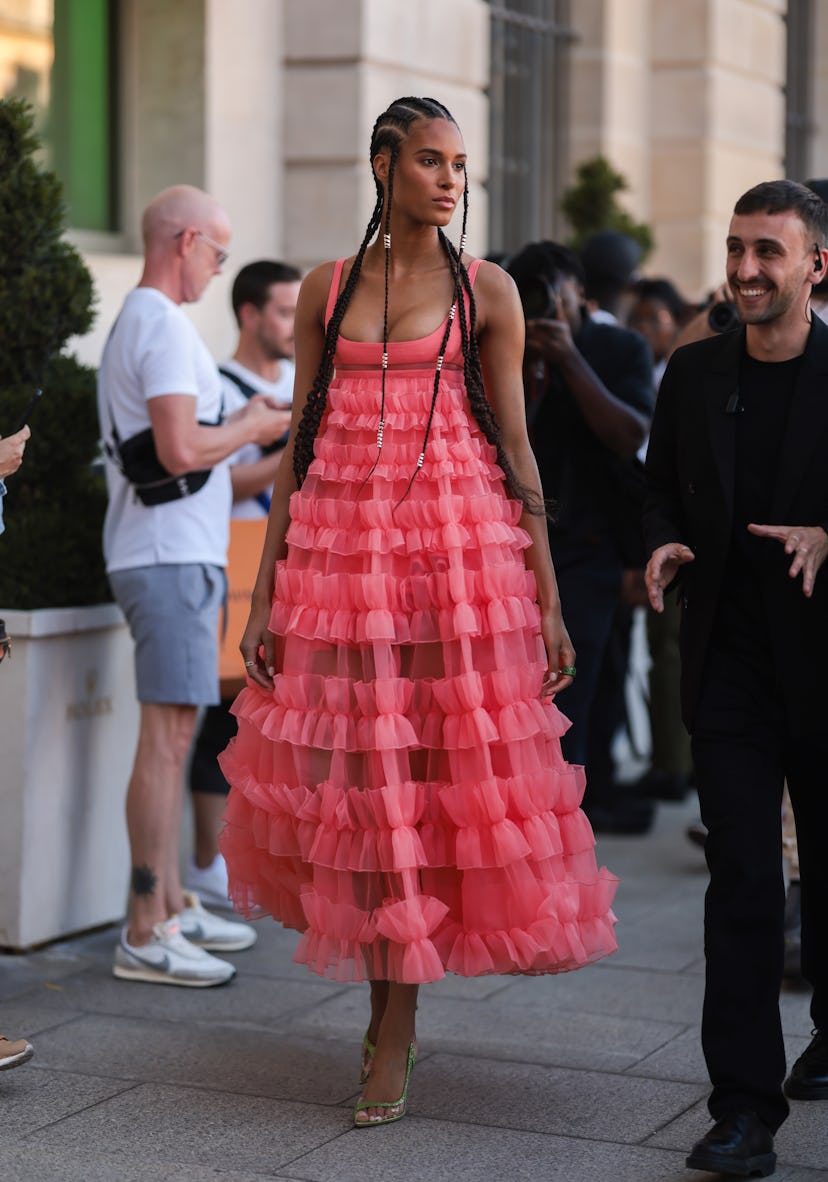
[649,0,786,297]
[808,3,828,182]
[569,0,652,220]
[282,0,490,271]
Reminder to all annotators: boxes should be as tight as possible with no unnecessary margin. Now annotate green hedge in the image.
[0,99,109,609]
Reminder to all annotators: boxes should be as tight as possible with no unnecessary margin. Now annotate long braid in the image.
[292,186,383,485]
[358,147,397,490]
[441,181,546,516]
[293,100,445,486]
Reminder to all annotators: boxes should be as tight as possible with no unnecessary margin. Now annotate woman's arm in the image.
[475,261,575,695]
[239,263,332,687]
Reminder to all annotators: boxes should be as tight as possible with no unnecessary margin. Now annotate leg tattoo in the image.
[131,864,157,897]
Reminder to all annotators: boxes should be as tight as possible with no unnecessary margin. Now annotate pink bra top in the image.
[325,256,483,372]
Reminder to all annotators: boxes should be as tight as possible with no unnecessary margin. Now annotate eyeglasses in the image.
[174,229,229,267]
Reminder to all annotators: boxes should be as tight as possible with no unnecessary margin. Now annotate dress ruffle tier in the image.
[219,258,617,983]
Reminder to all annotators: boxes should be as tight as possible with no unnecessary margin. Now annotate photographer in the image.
[507,241,654,831]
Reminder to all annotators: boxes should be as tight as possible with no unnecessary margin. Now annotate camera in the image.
[707,299,740,335]
[515,274,559,320]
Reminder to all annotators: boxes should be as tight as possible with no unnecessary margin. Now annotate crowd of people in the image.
[2,95,827,1176]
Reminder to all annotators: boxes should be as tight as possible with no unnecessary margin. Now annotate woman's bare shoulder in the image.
[301,260,337,296]
[298,259,355,326]
[462,255,521,327]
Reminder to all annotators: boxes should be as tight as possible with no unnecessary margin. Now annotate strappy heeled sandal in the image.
[353,1041,417,1128]
[359,1031,376,1084]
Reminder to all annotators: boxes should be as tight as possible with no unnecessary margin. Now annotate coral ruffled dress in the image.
[219,258,617,983]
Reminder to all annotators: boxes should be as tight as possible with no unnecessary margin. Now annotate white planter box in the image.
[0,603,139,949]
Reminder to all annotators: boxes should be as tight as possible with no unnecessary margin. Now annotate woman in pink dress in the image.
[220,96,617,1127]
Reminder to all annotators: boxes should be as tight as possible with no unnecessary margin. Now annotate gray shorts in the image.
[109,563,226,705]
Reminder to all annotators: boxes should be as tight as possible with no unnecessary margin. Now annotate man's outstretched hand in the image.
[748,523,828,598]
[645,542,695,612]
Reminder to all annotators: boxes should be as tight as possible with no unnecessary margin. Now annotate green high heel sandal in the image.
[359,1032,376,1085]
[353,1041,417,1128]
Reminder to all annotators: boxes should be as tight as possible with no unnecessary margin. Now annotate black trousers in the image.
[691,643,828,1132]
[189,699,236,796]
[550,535,623,772]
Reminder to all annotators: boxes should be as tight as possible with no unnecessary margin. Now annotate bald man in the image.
[98,185,285,987]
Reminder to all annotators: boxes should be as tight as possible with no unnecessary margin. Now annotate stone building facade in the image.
[2,0,827,362]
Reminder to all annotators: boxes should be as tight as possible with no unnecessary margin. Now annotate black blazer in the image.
[643,319,828,733]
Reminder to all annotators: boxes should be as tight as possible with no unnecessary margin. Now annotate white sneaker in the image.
[184,853,230,910]
[178,890,257,952]
[0,1033,34,1070]
[113,918,236,987]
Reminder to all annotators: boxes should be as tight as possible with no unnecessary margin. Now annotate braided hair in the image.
[293,96,543,515]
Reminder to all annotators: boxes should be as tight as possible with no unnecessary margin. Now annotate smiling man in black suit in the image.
[644,180,828,1178]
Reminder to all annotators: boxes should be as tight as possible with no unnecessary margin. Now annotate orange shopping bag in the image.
[219,519,267,696]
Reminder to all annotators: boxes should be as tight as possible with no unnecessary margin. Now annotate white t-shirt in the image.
[98,287,232,573]
[220,357,294,520]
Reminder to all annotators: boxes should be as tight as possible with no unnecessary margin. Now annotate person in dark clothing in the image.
[507,242,654,831]
[645,179,828,1177]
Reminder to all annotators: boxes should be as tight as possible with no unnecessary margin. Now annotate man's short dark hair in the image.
[506,241,585,290]
[580,230,642,306]
[631,277,688,324]
[231,260,301,325]
[733,180,828,247]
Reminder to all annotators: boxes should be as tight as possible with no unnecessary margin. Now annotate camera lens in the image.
[518,276,557,320]
[707,301,740,334]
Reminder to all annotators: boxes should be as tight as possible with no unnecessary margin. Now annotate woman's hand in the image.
[239,596,276,689]
[539,607,576,697]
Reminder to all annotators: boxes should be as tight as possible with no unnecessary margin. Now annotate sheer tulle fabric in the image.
[219,259,617,983]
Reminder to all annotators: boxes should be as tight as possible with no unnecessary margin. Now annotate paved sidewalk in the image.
[1,797,826,1182]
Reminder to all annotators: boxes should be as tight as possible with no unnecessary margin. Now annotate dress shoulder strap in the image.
[324,259,346,329]
[466,257,483,287]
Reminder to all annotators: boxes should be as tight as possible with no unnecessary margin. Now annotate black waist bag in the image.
[108,425,212,506]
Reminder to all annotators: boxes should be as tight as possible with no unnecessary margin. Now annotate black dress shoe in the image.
[685,1112,776,1177]
[784,1028,828,1100]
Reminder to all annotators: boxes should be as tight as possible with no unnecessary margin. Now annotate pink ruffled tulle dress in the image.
[219,258,617,984]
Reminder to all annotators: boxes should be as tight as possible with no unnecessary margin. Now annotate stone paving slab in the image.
[502,960,705,1024]
[0,1064,136,1136]
[0,994,83,1038]
[24,1082,350,1176]
[27,1013,368,1105]
[628,1026,815,1086]
[0,1136,275,1182]
[292,983,687,1072]
[5,960,345,1030]
[778,1171,828,1181]
[0,942,103,999]
[602,897,707,973]
[282,1116,695,1182]
[407,1051,706,1141]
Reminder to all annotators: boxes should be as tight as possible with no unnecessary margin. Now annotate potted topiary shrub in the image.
[0,99,138,949]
